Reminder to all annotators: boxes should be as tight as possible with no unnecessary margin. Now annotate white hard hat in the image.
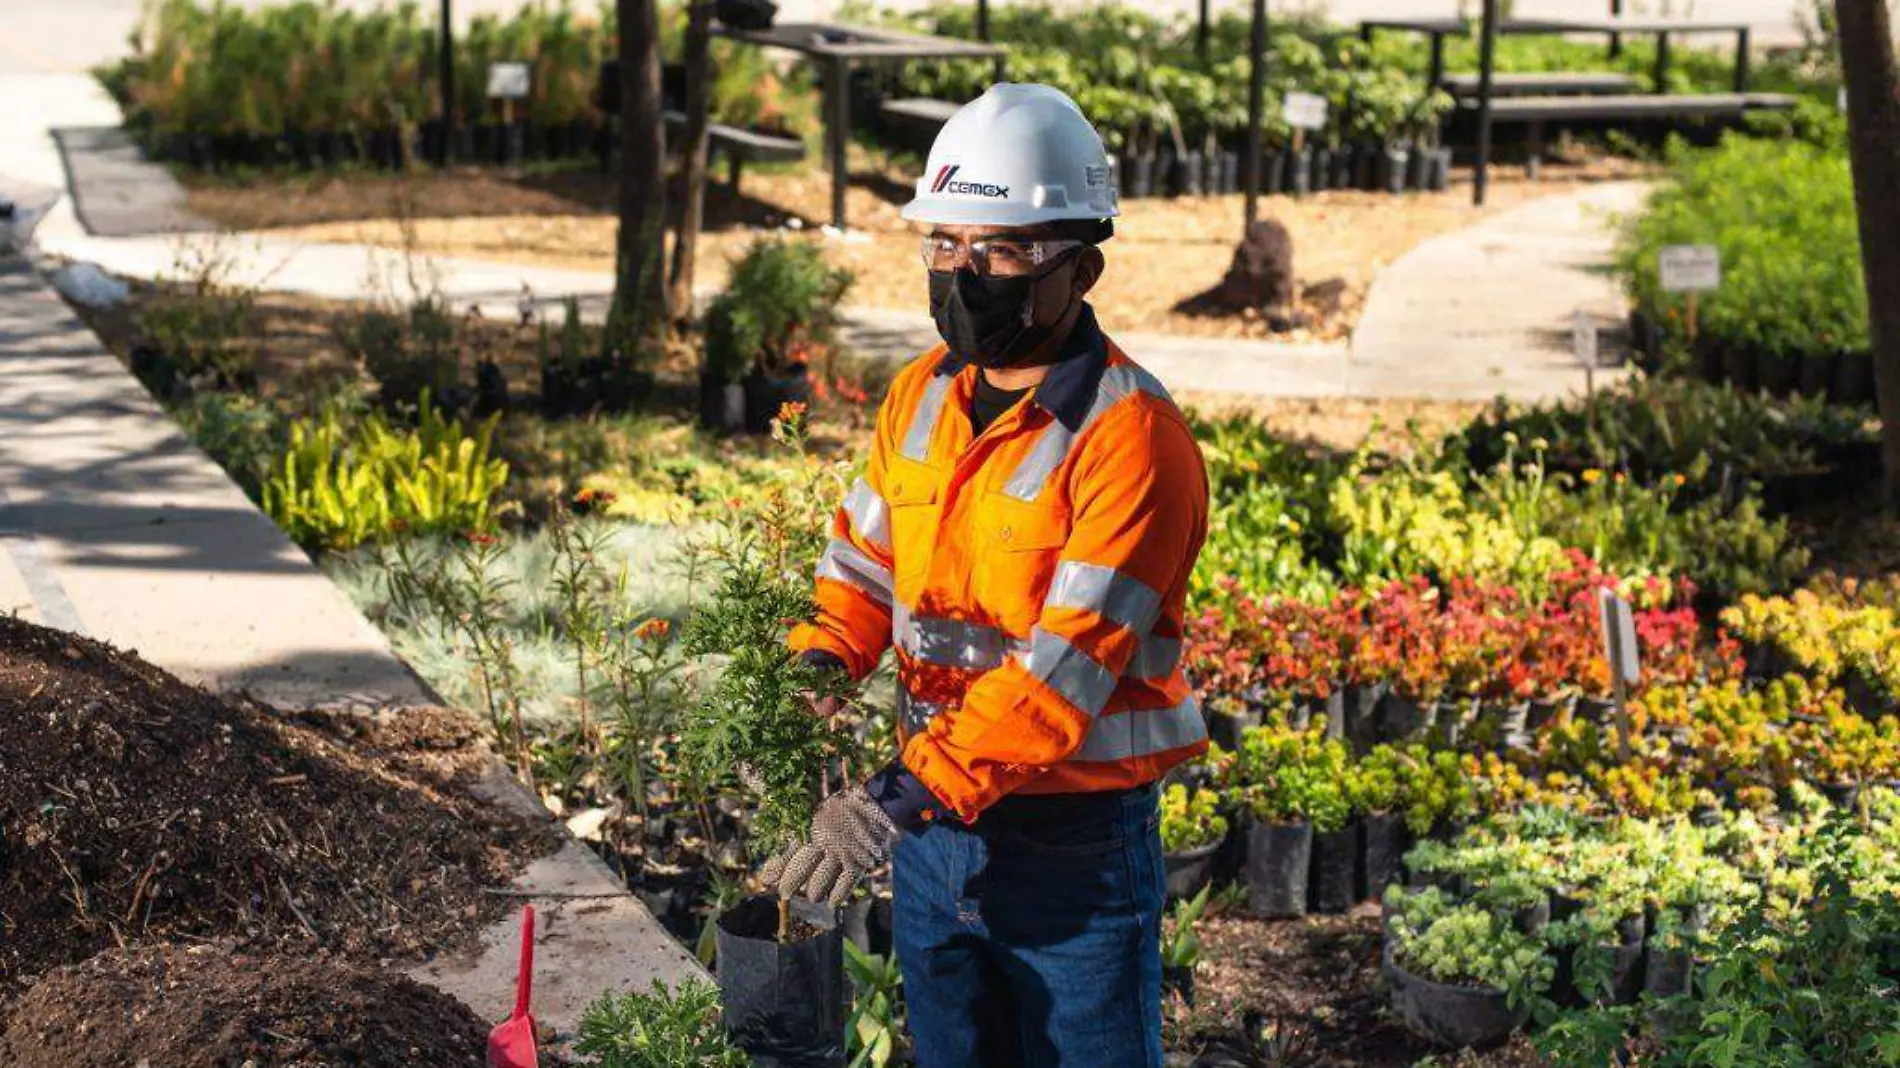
[900,83,1119,228]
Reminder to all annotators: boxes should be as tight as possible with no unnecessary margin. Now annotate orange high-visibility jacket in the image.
[790,310,1210,822]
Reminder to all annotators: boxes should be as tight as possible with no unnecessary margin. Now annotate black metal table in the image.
[1360,15,1753,95]
[716,21,1008,231]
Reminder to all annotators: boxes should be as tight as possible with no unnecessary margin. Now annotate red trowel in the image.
[487,905,539,1068]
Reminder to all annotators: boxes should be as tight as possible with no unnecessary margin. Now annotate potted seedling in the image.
[1545,855,1647,1008]
[702,238,852,435]
[1161,783,1230,901]
[1161,884,1212,1007]
[1382,895,1553,1049]
[1223,724,1350,918]
[679,517,855,1066]
[576,979,751,1067]
[1350,746,1408,902]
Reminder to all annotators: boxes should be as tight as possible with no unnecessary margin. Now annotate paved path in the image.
[1350,180,1648,401]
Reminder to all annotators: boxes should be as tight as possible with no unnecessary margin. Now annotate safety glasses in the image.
[919,233,1085,278]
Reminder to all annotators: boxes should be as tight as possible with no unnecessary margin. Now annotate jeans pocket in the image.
[1000,808,1128,859]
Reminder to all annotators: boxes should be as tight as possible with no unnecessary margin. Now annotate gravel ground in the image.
[185,150,1656,345]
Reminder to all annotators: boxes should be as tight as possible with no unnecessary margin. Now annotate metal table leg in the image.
[1734,27,1751,92]
[1653,31,1671,94]
[828,55,850,231]
[1427,32,1446,94]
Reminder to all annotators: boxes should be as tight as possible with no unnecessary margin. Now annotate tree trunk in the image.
[668,0,715,326]
[611,0,668,350]
[1837,0,1900,500]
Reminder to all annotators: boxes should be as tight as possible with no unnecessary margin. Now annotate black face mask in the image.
[928,266,1067,370]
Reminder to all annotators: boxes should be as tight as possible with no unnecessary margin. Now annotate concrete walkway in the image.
[1350,180,1648,401]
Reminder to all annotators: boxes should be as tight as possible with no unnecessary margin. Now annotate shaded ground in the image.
[0,613,556,998]
[0,945,489,1067]
[1181,905,1542,1067]
[183,149,1656,345]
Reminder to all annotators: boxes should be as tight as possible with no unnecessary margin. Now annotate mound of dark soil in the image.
[0,945,485,1067]
[0,615,554,997]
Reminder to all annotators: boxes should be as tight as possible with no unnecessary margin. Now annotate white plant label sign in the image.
[1596,587,1641,685]
[1283,91,1329,131]
[1572,308,1599,367]
[1659,244,1721,293]
[487,62,532,100]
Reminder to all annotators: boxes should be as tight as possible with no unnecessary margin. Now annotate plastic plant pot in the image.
[1757,351,1798,398]
[1833,350,1876,406]
[1429,698,1477,750]
[717,895,847,1068]
[1406,146,1431,191]
[1642,905,1706,1001]
[1720,341,1758,392]
[1330,143,1360,189]
[1310,147,1332,192]
[742,365,813,434]
[1797,351,1838,400]
[1176,150,1205,197]
[1384,957,1530,1050]
[1244,817,1312,919]
[1375,689,1430,747]
[1262,150,1286,195]
[1165,838,1223,901]
[1207,703,1262,751]
[1127,152,1157,199]
[1426,148,1451,191]
[1381,143,1411,195]
[1309,822,1358,914]
[1217,151,1240,194]
[1527,694,1573,733]
[698,372,746,435]
[1287,148,1313,198]
[1573,696,1617,726]
[1360,812,1407,902]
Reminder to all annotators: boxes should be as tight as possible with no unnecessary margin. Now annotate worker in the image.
[761,83,1210,1067]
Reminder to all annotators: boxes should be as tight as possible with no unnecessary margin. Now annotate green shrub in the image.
[703,238,853,384]
[1617,135,1867,362]
[1160,783,1229,852]
[1222,724,1351,831]
[335,298,465,413]
[575,979,749,1068]
[1386,893,1554,1007]
[263,395,509,552]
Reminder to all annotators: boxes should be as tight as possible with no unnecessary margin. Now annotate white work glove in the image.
[759,786,899,907]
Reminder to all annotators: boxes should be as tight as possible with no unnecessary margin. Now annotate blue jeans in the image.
[892,785,1165,1068]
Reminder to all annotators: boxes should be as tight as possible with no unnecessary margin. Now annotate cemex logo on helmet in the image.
[930,164,1009,198]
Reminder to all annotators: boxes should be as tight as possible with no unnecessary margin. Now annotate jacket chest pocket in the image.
[882,460,941,588]
[972,494,1071,637]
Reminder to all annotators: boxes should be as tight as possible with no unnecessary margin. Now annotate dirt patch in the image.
[0,614,556,998]
[187,150,1655,345]
[1182,906,1542,1067]
[0,944,487,1067]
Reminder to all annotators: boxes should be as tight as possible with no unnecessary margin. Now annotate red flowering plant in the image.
[1184,585,1346,717]
[1262,597,1345,701]
[1364,579,1451,703]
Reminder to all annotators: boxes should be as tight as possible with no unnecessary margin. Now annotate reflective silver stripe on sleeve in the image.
[894,602,1014,670]
[1069,695,1206,762]
[1000,362,1175,502]
[897,687,952,735]
[815,538,893,606]
[901,374,954,461]
[1126,634,1182,679]
[1044,561,1163,636]
[1021,628,1117,717]
[842,478,892,555]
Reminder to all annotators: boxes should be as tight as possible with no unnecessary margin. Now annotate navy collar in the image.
[934,303,1108,433]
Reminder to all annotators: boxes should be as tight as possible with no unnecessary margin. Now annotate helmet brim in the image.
[899,197,1120,228]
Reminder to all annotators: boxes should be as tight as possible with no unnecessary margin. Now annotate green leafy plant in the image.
[1161,883,1212,971]
[844,940,905,1068]
[1387,896,1555,1011]
[703,238,853,384]
[1220,723,1350,832]
[575,979,749,1068]
[262,394,509,552]
[1160,783,1229,852]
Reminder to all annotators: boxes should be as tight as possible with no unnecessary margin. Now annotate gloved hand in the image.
[759,786,899,906]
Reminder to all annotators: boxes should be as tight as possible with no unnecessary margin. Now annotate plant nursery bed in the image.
[0,614,557,999]
[191,152,1653,345]
[0,944,488,1067]
[1185,908,1541,1067]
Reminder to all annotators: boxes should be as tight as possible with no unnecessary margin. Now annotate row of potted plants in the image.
[1720,589,1900,716]
[1187,566,1733,757]
[1381,791,1899,1050]
[1111,138,1453,200]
